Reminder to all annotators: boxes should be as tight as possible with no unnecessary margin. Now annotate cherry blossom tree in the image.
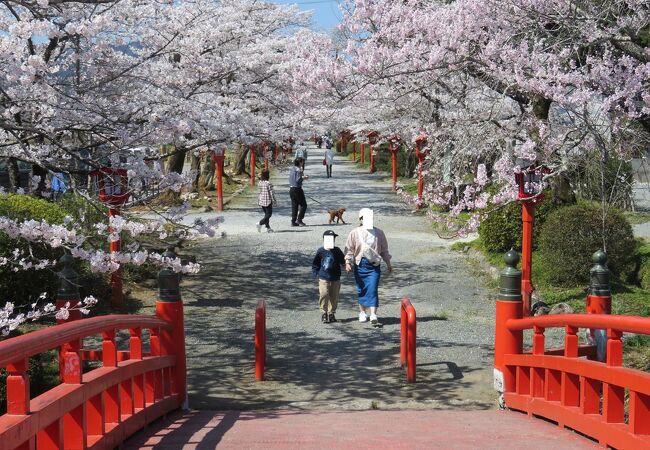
[286,0,649,232]
[0,0,312,311]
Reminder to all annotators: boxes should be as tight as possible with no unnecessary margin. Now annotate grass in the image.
[452,236,650,371]
[623,211,650,225]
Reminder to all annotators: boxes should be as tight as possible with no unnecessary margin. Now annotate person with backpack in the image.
[312,230,346,323]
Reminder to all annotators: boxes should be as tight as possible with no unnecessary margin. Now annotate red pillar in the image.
[494,250,523,397]
[263,144,269,171]
[417,157,424,203]
[369,145,376,173]
[352,142,357,162]
[156,252,187,409]
[360,143,365,164]
[214,157,224,212]
[249,145,256,187]
[520,200,535,316]
[109,207,123,308]
[391,149,398,191]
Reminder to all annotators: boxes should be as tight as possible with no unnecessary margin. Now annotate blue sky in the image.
[270,0,343,31]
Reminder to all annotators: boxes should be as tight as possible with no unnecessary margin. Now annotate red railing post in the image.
[494,250,523,398]
[250,144,256,187]
[520,200,535,316]
[155,249,188,408]
[400,298,416,383]
[586,250,611,362]
[255,299,267,381]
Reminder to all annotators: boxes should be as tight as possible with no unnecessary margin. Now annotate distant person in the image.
[288,158,307,226]
[312,230,346,323]
[51,172,68,201]
[295,144,306,172]
[256,169,277,233]
[344,208,392,326]
[325,137,333,151]
[324,146,334,178]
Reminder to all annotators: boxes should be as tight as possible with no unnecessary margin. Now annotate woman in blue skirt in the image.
[344,208,392,325]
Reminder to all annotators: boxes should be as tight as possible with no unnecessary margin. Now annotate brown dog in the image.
[328,208,346,224]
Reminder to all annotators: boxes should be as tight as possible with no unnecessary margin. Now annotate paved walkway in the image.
[164,144,494,411]
[124,409,596,449]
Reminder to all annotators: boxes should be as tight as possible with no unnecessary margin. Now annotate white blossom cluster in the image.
[0,295,98,336]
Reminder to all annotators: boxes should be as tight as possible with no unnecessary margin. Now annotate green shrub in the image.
[637,243,650,291]
[0,195,68,307]
[538,204,636,286]
[478,196,557,254]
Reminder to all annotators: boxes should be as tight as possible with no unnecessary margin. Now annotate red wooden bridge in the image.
[1,250,649,449]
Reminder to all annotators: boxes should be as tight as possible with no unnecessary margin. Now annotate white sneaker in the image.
[256,223,262,233]
[370,314,378,325]
[359,312,368,322]
[266,227,274,233]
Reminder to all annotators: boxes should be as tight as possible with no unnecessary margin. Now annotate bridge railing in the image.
[400,298,416,383]
[494,250,650,449]
[0,250,187,450]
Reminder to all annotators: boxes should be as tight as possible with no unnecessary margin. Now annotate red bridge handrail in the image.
[255,299,267,381]
[0,314,170,367]
[506,313,650,334]
[499,312,650,449]
[0,309,185,450]
[400,298,416,383]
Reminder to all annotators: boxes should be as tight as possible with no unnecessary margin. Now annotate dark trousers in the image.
[289,187,307,223]
[326,165,332,178]
[259,205,273,228]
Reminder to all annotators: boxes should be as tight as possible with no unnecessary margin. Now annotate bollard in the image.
[400,298,417,383]
[155,249,188,409]
[494,249,523,398]
[255,299,266,381]
[587,250,610,362]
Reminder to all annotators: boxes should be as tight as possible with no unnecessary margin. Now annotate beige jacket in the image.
[344,226,391,266]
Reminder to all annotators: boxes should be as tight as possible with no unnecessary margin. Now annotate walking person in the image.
[256,169,277,233]
[312,230,346,323]
[295,143,308,173]
[344,208,392,326]
[324,146,334,178]
[289,158,308,226]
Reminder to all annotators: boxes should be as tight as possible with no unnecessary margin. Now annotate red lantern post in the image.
[90,168,129,308]
[514,166,549,316]
[263,143,269,171]
[212,147,226,212]
[415,134,429,207]
[388,136,401,191]
[368,131,378,174]
[249,144,256,187]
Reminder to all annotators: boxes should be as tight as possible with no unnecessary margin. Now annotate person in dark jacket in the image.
[312,230,346,323]
[289,158,307,226]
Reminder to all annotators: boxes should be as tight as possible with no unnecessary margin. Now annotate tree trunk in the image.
[199,153,215,192]
[30,164,48,196]
[7,157,20,193]
[190,151,201,192]
[157,145,186,204]
[234,143,249,175]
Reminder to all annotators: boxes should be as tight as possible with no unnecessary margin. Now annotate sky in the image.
[270,0,343,31]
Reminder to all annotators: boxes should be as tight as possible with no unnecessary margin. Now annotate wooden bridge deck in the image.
[124,409,597,449]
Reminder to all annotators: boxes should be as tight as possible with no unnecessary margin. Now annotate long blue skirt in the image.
[354,258,381,308]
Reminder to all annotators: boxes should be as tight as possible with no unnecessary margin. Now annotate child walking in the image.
[311,230,346,323]
[256,169,277,233]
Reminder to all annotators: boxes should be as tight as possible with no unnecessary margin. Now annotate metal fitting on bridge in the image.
[590,249,610,297]
[158,248,182,302]
[500,249,522,301]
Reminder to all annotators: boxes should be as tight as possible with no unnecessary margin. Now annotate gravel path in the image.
[180,144,496,411]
